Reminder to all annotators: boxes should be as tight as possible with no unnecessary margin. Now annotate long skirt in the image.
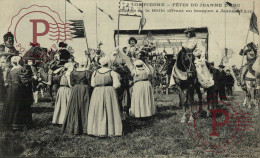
[87,86,122,137]
[52,87,71,124]
[62,85,91,134]
[1,83,33,130]
[129,81,156,118]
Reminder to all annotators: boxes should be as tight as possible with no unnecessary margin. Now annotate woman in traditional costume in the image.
[129,59,156,118]
[62,58,92,135]
[52,63,73,125]
[87,56,122,137]
[126,37,139,61]
[1,56,33,131]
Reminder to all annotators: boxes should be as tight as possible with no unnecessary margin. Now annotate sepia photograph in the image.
[0,0,259,157]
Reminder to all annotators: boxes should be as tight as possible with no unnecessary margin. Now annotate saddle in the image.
[172,64,188,80]
[169,60,188,87]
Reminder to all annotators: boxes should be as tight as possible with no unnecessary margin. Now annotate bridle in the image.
[181,49,196,74]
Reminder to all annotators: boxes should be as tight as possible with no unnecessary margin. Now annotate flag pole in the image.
[96,2,98,47]
[83,21,89,53]
[253,1,255,43]
[224,0,226,50]
[117,0,121,46]
[240,25,250,69]
[240,9,252,74]
[65,0,67,43]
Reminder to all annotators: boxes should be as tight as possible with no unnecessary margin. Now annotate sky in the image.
[0,0,259,67]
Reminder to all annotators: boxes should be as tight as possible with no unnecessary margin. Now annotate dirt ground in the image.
[0,91,259,157]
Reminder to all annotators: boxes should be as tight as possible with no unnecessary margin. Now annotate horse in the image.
[169,47,202,123]
[36,48,64,104]
[236,42,259,110]
[37,59,69,105]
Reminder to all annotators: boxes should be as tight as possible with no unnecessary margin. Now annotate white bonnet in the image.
[99,56,111,66]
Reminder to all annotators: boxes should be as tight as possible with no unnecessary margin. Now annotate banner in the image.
[249,12,259,34]
[119,0,143,17]
[69,20,86,38]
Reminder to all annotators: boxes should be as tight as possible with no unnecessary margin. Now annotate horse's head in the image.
[178,47,196,76]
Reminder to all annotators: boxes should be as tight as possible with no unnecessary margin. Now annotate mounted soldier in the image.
[56,42,72,66]
[238,42,258,108]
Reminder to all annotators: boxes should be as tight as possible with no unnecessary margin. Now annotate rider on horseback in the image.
[239,42,258,90]
[239,42,259,108]
[54,42,72,66]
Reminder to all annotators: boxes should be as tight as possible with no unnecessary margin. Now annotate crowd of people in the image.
[0,29,237,137]
[205,62,235,109]
[0,32,157,137]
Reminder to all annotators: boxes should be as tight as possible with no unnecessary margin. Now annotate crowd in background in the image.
[0,31,237,137]
[0,32,156,137]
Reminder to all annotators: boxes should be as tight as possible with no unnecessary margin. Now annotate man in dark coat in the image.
[225,69,235,96]
[58,42,71,65]
[218,64,227,101]
[206,61,220,109]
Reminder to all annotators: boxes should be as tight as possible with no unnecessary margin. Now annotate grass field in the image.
[0,91,259,157]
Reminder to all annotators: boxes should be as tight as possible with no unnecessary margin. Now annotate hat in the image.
[128,37,137,44]
[59,42,68,48]
[134,59,144,66]
[184,27,195,33]
[219,64,225,68]
[133,59,151,75]
[3,32,14,41]
[99,56,111,66]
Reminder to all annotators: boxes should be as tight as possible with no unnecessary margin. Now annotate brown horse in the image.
[170,47,202,123]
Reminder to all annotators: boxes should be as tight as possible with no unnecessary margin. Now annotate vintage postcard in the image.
[0,0,259,157]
